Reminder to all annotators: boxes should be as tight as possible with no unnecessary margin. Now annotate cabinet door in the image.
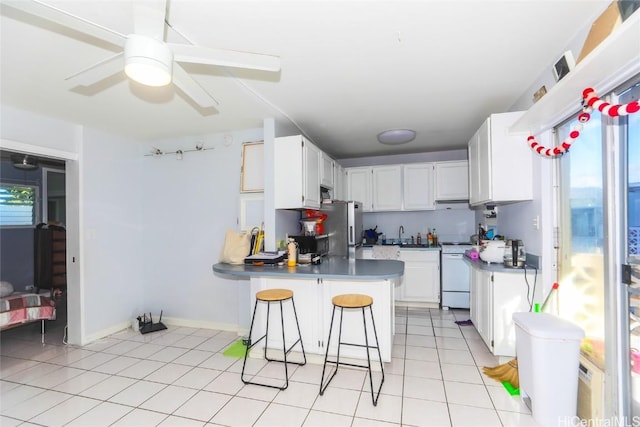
[403,163,435,210]
[435,161,469,200]
[347,167,372,211]
[487,112,532,204]
[476,118,492,204]
[399,250,440,303]
[321,279,393,362]
[468,132,481,205]
[333,163,345,200]
[473,268,493,351]
[303,141,321,208]
[251,278,322,354]
[274,135,304,209]
[469,267,478,326]
[372,165,402,211]
[320,153,334,189]
[491,272,531,357]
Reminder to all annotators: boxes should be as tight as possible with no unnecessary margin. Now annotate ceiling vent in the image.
[11,154,39,170]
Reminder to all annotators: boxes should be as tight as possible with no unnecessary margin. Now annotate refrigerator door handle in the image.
[349,225,353,244]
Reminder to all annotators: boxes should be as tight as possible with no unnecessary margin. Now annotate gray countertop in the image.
[213,256,404,280]
[362,245,441,251]
[463,256,540,274]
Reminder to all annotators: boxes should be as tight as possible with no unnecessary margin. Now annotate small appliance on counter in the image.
[363,226,383,245]
[504,239,526,268]
[291,234,329,257]
[478,240,506,263]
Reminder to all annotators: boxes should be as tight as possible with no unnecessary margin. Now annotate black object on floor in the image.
[138,311,167,334]
[455,319,473,326]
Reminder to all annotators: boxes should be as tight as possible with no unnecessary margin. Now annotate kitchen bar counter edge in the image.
[464,256,541,273]
[212,257,404,280]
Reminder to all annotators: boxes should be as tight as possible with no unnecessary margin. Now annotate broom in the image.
[482,282,560,389]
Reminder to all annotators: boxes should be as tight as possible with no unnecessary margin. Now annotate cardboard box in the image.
[576,1,623,64]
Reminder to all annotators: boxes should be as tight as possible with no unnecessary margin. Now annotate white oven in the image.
[441,243,472,309]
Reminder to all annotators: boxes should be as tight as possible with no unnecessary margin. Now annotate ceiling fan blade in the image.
[172,63,218,108]
[3,0,125,47]
[170,44,281,72]
[132,0,166,40]
[65,53,124,86]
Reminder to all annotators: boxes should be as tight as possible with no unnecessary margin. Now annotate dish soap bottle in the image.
[287,238,298,267]
[427,229,434,247]
[432,228,438,246]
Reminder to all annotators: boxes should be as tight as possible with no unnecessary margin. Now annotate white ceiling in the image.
[0,1,608,159]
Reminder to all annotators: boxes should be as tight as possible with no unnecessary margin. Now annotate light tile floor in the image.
[0,306,540,426]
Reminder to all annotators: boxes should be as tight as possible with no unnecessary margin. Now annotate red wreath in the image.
[527,88,640,158]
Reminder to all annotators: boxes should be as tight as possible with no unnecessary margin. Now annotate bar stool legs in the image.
[241,289,306,390]
[319,294,384,406]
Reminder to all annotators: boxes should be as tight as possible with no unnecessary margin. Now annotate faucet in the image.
[398,225,404,244]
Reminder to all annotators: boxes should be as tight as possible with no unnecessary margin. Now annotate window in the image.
[0,183,39,226]
[558,108,605,366]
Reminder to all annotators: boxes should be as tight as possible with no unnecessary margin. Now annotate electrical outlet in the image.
[533,215,540,230]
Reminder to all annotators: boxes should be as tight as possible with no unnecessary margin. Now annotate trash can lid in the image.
[512,312,585,340]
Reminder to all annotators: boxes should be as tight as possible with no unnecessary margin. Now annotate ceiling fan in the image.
[4,0,281,108]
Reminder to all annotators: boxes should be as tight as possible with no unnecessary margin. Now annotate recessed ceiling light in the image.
[377,129,416,145]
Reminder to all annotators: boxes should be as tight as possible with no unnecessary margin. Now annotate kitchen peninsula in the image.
[213,258,403,362]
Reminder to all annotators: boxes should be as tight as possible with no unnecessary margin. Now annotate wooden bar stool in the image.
[241,288,306,390]
[319,293,384,406]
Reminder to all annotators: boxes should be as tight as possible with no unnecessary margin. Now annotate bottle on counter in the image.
[416,233,422,245]
[432,228,438,246]
[287,238,298,267]
[427,229,434,247]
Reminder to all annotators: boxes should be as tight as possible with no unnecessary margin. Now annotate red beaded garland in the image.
[526,87,639,158]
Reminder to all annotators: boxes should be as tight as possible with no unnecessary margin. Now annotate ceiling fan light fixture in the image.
[11,154,38,170]
[124,34,173,87]
[377,129,416,145]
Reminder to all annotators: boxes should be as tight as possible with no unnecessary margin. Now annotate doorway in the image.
[0,142,81,345]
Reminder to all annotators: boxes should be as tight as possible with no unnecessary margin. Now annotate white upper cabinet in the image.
[403,163,435,210]
[372,165,403,211]
[274,135,321,209]
[347,167,373,211]
[333,162,345,200]
[320,152,334,189]
[435,160,469,201]
[468,112,532,206]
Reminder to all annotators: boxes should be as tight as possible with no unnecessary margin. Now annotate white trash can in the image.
[513,312,585,427]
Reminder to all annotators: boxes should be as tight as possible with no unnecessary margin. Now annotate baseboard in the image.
[83,320,131,345]
[82,317,245,345]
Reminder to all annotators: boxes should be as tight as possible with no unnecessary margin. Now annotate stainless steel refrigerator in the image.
[320,201,364,258]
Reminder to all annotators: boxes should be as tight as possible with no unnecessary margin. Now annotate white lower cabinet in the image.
[469,266,531,357]
[398,250,440,303]
[249,276,395,362]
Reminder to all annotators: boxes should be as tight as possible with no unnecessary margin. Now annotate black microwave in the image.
[292,235,329,256]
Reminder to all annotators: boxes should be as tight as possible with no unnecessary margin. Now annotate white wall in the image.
[139,129,263,330]
[364,205,475,244]
[0,106,146,344]
[79,127,145,340]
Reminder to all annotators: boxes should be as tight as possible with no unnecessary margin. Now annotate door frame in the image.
[0,138,82,345]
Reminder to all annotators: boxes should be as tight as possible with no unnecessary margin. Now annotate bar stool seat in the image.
[320,293,384,406]
[242,288,306,390]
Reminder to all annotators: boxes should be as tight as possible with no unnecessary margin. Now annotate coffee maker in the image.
[503,239,525,268]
